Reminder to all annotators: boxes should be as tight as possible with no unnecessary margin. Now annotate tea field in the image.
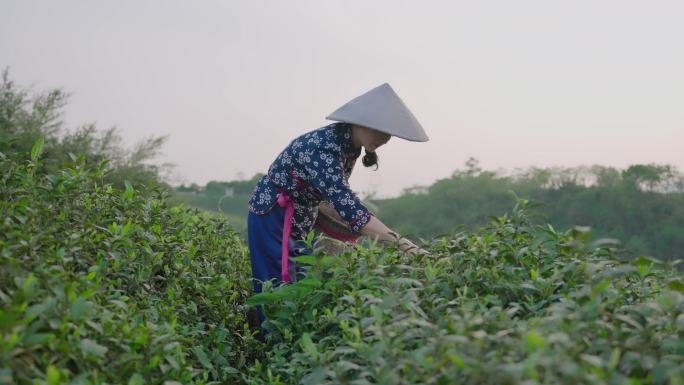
[0,139,259,384]
[2,139,684,384]
[248,204,684,384]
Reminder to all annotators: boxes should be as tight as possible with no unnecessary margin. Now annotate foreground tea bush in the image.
[0,138,259,384]
[248,200,684,384]
[4,136,684,385]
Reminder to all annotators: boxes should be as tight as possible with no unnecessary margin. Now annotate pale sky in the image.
[2,0,682,198]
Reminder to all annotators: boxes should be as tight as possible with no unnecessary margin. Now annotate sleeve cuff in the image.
[349,211,372,233]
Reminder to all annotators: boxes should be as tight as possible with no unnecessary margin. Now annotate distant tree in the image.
[464,157,482,177]
[375,162,684,261]
[0,69,66,154]
[0,68,171,190]
[622,164,677,192]
[452,157,482,177]
[591,165,621,188]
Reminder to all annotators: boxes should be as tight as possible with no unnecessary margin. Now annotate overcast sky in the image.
[2,0,682,198]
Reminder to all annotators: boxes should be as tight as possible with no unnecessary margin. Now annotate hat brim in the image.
[325,116,429,142]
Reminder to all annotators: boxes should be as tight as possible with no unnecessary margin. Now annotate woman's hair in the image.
[362,149,379,170]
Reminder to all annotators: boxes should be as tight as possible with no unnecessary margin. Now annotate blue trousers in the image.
[247,205,314,337]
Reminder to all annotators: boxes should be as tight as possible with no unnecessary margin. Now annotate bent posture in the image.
[246,83,430,331]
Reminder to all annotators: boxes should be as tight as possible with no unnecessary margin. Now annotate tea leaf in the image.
[31,136,45,161]
[80,338,108,358]
[300,333,318,361]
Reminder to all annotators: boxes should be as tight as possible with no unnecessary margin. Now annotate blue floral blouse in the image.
[248,122,373,240]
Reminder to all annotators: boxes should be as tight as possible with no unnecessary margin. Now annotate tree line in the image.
[377,158,684,261]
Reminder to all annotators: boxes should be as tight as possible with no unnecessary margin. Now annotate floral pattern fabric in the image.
[248,122,372,240]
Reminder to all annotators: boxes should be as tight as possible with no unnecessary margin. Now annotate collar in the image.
[337,122,362,159]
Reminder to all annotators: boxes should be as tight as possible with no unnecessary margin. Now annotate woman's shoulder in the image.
[290,122,348,154]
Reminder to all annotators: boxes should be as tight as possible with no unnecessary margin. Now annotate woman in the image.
[247,83,429,329]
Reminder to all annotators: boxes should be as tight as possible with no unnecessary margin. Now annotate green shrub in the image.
[0,138,259,384]
[0,69,171,191]
[4,134,683,385]
[248,197,684,384]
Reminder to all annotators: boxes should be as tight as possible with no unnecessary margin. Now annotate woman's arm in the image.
[360,215,428,255]
[302,147,427,255]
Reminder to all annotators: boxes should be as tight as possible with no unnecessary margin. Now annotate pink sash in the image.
[277,191,295,284]
[277,190,361,284]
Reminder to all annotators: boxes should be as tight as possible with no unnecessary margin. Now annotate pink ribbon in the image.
[277,190,295,284]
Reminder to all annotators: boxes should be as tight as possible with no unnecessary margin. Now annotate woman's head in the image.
[351,124,391,153]
[350,124,391,170]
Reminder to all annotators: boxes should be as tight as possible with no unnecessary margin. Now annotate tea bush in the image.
[248,198,684,384]
[0,137,259,384]
[4,135,684,385]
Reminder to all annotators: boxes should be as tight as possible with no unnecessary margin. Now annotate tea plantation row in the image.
[2,139,683,384]
[1,138,259,384]
[249,203,684,384]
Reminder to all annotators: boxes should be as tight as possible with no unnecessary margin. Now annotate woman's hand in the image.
[396,235,429,256]
[383,230,428,256]
[360,215,429,256]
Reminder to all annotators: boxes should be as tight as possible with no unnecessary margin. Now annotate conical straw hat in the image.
[325,83,429,142]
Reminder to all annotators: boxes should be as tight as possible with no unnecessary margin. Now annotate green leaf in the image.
[590,238,621,248]
[530,268,539,282]
[166,356,180,370]
[123,180,134,201]
[21,274,38,302]
[591,279,611,296]
[392,277,423,288]
[25,297,57,323]
[296,276,322,289]
[448,353,466,369]
[301,367,327,385]
[128,373,144,385]
[46,365,60,385]
[305,229,316,249]
[31,136,45,161]
[193,346,214,370]
[222,366,240,375]
[70,296,89,321]
[86,320,103,334]
[605,265,637,278]
[80,338,108,358]
[24,333,55,346]
[615,314,643,330]
[110,299,129,311]
[633,256,661,277]
[608,348,621,370]
[519,283,539,292]
[666,280,684,293]
[524,331,545,352]
[246,291,277,305]
[121,220,133,237]
[291,255,318,265]
[580,354,604,368]
[300,333,318,361]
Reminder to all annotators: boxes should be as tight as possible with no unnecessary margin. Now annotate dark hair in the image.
[362,150,379,170]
